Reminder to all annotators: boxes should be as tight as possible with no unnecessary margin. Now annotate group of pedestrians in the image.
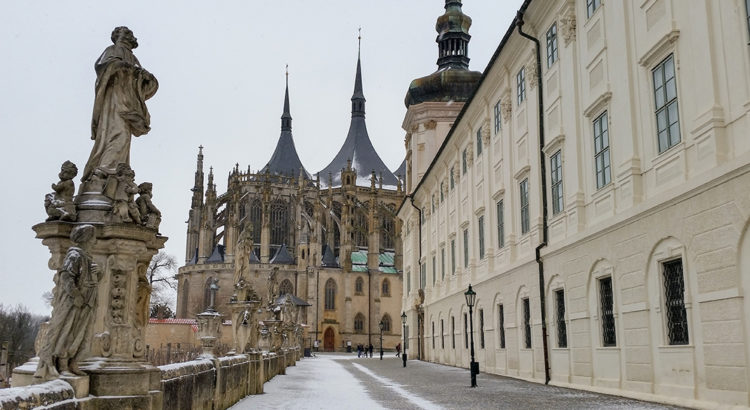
[356,343,374,358]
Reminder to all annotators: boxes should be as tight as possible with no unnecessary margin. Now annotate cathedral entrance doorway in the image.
[324,327,335,351]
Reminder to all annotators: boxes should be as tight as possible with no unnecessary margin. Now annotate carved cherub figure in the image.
[45,161,78,222]
[111,163,141,224]
[136,182,161,230]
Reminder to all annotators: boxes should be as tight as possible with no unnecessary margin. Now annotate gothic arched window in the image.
[354,313,365,333]
[355,277,364,294]
[382,279,390,297]
[249,199,262,244]
[279,279,294,296]
[380,204,396,250]
[332,202,342,254]
[381,314,392,333]
[353,208,368,248]
[324,278,336,310]
[270,199,289,246]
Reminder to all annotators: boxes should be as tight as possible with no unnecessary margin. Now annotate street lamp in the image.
[379,321,384,360]
[465,284,478,387]
[401,312,407,367]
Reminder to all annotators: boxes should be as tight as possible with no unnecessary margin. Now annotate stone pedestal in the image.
[30,221,166,408]
[229,301,261,353]
[196,310,222,358]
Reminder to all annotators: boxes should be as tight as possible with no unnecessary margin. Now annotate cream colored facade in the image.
[398,0,750,407]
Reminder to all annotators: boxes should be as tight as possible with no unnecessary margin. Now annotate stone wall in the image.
[0,348,301,409]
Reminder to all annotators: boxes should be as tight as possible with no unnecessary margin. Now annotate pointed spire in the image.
[436,0,472,70]
[351,28,366,117]
[281,64,292,132]
[191,145,205,208]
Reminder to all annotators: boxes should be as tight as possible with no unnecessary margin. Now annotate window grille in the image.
[653,55,680,153]
[599,277,616,346]
[663,259,689,345]
[479,309,485,349]
[497,200,505,248]
[550,150,564,215]
[556,289,567,348]
[546,23,558,67]
[520,179,530,234]
[498,304,506,349]
[594,112,611,189]
[517,67,526,104]
[478,216,485,259]
[279,279,294,296]
[452,316,456,349]
[523,298,531,348]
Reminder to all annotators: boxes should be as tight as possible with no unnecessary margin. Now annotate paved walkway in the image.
[231,353,685,410]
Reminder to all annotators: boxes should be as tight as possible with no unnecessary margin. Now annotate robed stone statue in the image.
[82,26,158,187]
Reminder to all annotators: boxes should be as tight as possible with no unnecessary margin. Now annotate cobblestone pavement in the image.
[232,353,687,410]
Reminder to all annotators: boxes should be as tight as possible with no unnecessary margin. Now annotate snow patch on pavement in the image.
[351,362,441,410]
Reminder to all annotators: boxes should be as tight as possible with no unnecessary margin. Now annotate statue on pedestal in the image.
[45,161,78,222]
[110,163,141,224]
[81,26,158,196]
[136,182,161,230]
[35,225,99,379]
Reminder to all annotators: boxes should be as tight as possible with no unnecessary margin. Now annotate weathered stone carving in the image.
[136,182,161,231]
[110,163,141,224]
[482,119,491,144]
[501,97,512,123]
[527,58,538,90]
[45,161,78,222]
[82,27,158,188]
[35,225,99,380]
[560,12,577,46]
[267,267,279,306]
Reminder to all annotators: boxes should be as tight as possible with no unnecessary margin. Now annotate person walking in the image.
[368,343,373,358]
[395,343,401,357]
[357,344,362,358]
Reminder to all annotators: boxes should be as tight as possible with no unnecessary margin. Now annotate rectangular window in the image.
[520,179,530,234]
[496,200,504,248]
[440,319,445,349]
[517,67,526,104]
[463,228,469,268]
[432,256,436,286]
[440,182,444,202]
[556,289,567,348]
[441,247,445,280]
[476,129,483,156]
[478,216,485,259]
[600,276,616,346]
[464,313,469,349]
[479,309,485,349]
[494,100,502,134]
[431,194,435,213]
[462,149,468,174]
[432,321,435,348]
[653,54,680,153]
[523,298,531,349]
[550,150,564,215]
[451,316,456,349]
[587,0,601,18]
[498,304,506,349]
[451,239,456,274]
[663,259,689,345]
[546,23,558,68]
[593,112,611,189]
[420,263,426,290]
[450,167,455,190]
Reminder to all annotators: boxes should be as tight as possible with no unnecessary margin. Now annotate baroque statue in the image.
[35,225,100,379]
[45,161,78,222]
[110,163,141,224]
[136,182,161,230]
[82,26,158,190]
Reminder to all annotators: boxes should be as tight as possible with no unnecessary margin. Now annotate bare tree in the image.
[147,251,178,318]
[0,304,47,371]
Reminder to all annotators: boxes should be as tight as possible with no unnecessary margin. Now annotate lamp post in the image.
[465,284,478,387]
[379,321,384,360]
[401,312,407,367]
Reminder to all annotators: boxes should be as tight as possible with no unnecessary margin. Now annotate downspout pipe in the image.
[408,195,423,359]
[517,9,551,385]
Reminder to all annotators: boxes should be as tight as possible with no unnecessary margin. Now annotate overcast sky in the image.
[0,1,516,315]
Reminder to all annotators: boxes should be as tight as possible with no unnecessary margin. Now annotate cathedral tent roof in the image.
[249,249,260,264]
[321,245,339,268]
[274,294,312,307]
[318,54,398,188]
[270,244,294,264]
[205,244,225,263]
[394,159,406,179]
[261,74,311,179]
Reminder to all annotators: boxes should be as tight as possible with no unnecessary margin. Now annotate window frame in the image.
[451,238,456,274]
[381,278,390,297]
[479,308,485,349]
[324,278,336,310]
[441,247,445,280]
[523,298,532,349]
[587,0,601,19]
[550,150,564,215]
[464,312,469,349]
[555,289,567,348]
[517,67,526,105]
[494,100,502,134]
[599,276,617,347]
[653,54,681,153]
[520,179,530,234]
[355,276,364,295]
[478,215,485,260]
[662,258,689,345]
[546,22,558,68]
[463,228,469,268]
[476,129,483,156]
[593,112,611,189]
[462,149,468,174]
[451,316,456,349]
[498,304,506,349]
[496,199,505,248]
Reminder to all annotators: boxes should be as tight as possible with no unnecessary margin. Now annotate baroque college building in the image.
[399,0,750,408]
[175,50,405,351]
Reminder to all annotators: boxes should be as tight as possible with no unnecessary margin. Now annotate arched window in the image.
[380,204,396,250]
[353,208,368,247]
[381,314,392,333]
[382,279,391,297]
[325,278,336,310]
[248,199,262,244]
[355,277,364,294]
[270,199,289,246]
[333,202,342,255]
[354,313,365,333]
[279,279,294,296]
